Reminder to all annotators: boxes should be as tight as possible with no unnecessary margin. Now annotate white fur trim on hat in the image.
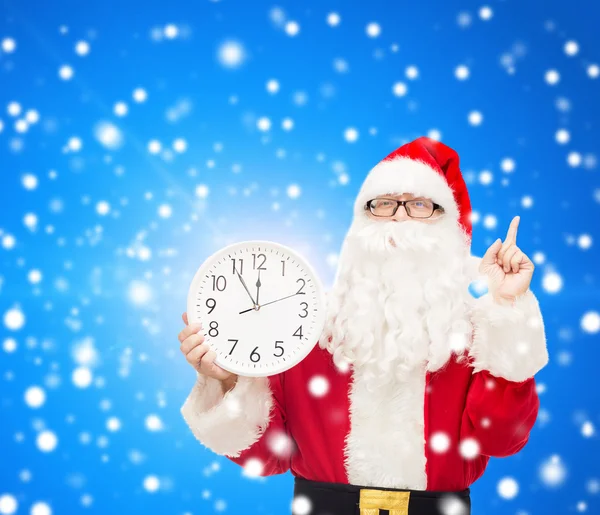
[468,289,549,382]
[181,373,273,457]
[354,157,460,220]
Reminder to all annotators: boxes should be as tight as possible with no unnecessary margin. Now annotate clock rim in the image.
[186,239,327,377]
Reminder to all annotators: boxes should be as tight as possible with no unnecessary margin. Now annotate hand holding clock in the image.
[178,312,239,394]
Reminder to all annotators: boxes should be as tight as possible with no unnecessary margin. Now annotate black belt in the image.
[293,477,471,515]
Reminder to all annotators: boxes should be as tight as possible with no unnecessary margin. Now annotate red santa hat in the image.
[354,136,473,244]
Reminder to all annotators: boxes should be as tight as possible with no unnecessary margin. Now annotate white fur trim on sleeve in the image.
[180,373,274,457]
[469,289,549,382]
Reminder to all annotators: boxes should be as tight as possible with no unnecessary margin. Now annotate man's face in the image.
[364,192,445,225]
[325,190,471,383]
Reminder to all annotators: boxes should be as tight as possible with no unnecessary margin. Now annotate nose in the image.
[392,204,410,222]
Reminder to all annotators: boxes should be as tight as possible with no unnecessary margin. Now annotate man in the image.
[178,137,549,515]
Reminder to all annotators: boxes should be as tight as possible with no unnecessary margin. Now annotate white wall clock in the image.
[186,240,326,377]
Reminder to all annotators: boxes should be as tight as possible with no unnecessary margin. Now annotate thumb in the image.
[480,238,502,267]
[210,362,231,381]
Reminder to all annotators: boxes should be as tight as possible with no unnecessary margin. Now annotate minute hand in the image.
[239,292,300,314]
[235,270,257,305]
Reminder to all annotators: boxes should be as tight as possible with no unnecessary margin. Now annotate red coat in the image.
[181,290,548,491]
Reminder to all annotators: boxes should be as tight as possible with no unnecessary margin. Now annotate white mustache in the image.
[350,219,444,255]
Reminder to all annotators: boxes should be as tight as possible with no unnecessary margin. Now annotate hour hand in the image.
[235,270,257,306]
[256,270,262,305]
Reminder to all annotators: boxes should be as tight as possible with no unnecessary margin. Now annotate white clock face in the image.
[186,240,326,377]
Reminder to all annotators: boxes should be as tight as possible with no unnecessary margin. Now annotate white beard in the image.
[319,213,477,391]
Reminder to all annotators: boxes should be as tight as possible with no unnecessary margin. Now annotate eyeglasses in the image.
[365,198,444,219]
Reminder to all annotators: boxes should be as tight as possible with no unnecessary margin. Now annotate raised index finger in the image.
[505,215,520,244]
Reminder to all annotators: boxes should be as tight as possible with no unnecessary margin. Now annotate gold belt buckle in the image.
[359,488,410,515]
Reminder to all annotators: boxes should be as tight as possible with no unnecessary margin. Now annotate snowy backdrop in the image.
[1,0,599,513]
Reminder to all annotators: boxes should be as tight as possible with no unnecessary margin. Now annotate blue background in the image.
[1,0,599,513]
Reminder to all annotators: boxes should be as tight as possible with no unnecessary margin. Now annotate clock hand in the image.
[239,292,300,314]
[260,292,299,308]
[256,269,262,306]
[235,269,257,306]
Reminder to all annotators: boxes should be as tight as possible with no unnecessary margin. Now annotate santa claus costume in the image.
[181,137,549,515]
